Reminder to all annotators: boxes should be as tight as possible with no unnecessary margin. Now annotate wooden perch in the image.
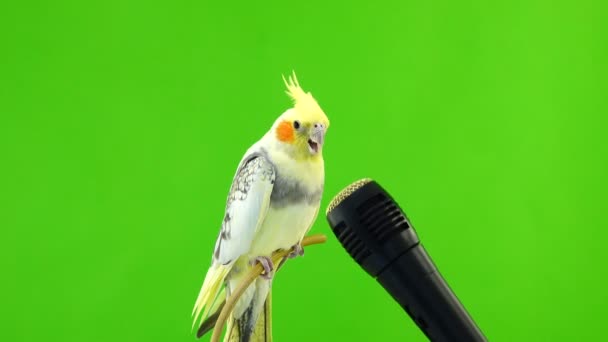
[210,234,327,342]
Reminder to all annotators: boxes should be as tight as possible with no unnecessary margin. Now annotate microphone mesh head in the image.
[326,178,372,215]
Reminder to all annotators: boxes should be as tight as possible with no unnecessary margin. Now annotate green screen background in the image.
[1,0,605,341]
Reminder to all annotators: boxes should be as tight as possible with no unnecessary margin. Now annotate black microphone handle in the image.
[377,243,486,342]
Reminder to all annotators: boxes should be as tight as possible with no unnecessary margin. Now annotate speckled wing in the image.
[213,154,275,265]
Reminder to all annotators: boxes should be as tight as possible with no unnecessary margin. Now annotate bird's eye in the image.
[293,120,300,129]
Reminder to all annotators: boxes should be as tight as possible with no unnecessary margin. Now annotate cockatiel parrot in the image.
[192,73,329,342]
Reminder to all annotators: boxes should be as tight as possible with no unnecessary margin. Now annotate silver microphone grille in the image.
[325,178,373,215]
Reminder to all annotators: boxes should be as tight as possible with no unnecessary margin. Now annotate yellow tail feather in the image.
[192,263,231,330]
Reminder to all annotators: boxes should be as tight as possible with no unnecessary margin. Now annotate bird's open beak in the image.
[307,124,326,154]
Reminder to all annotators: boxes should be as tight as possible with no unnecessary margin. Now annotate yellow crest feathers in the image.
[283,71,308,104]
[282,71,329,126]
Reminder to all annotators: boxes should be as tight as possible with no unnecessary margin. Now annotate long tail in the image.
[224,291,272,342]
[192,263,231,331]
[197,286,273,342]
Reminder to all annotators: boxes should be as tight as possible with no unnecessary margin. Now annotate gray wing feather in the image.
[213,155,275,264]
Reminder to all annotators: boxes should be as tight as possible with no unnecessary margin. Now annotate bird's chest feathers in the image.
[268,154,324,208]
[247,150,324,256]
[248,203,317,256]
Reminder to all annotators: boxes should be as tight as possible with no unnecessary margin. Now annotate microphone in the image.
[326,179,486,342]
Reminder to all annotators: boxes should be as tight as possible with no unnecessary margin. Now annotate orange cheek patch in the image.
[276,120,295,142]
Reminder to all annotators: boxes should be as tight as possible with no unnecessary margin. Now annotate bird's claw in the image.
[250,256,274,280]
[287,243,304,259]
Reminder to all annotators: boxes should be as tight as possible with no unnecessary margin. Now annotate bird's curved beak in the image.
[307,123,326,154]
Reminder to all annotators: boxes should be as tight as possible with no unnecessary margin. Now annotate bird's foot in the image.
[287,243,304,259]
[250,256,274,280]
